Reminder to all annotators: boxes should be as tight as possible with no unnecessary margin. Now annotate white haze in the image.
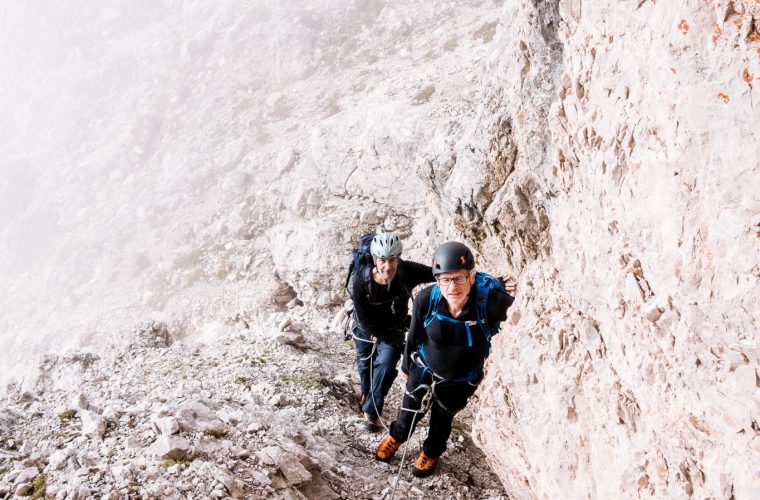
[0,0,503,385]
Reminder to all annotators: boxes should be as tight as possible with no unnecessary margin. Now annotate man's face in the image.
[436,270,474,308]
[374,256,399,282]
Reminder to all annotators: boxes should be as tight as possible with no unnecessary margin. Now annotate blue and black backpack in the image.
[344,233,376,300]
[420,272,506,379]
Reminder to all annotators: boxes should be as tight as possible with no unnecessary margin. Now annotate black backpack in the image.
[344,233,376,299]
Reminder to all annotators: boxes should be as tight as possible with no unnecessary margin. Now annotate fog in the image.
[0,0,372,383]
[0,0,502,385]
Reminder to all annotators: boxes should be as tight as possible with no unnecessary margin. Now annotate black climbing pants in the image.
[388,362,478,458]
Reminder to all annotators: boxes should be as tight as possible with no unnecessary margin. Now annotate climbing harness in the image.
[342,308,353,341]
[416,345,485,385]
[352,323,406,434]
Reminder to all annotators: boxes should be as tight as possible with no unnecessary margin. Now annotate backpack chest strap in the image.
[425,312,487,347]
[414,346,484,384]
[423,285,487,349]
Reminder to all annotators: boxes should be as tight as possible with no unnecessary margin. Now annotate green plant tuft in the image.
[254,350,271,363]
[284,371,331,391]
[58,409,77,423]
[30,473,46,499]
[161,458,191,468]
[202,427,228,439]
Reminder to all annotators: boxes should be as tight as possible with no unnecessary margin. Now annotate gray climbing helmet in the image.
[431,241,474,275]
[370,232,402,258]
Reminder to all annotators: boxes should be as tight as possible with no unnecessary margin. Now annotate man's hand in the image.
[501,275,517,294]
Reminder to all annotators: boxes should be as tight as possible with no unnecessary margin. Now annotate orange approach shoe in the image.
[375,435,401,462]
[411,451,439,478]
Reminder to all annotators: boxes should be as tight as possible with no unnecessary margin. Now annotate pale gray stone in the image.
[278,318,293,332]
[143,466,161,481]
[247,421,263,433]
[47,450,69,471]
[150,435,191,461]
[15,482,33,496]
[196,436,219,454]
[176,400,222,431]
[99,441,116,457]
[256,446,284,466]
[101,404,123,420]
[274,332,305,347]
[285,298,300,309]
[151,415,180,435]
[132,321,173,348]
[276,454,312,486]
[230,445,250,459]
[250,470,272,486]
[216,469,245,498]
[166,464,182,474]
[70,485,92,500]
[110,464,133,483]
[14,467,39,485]
[359,209,381,225]
[72,391,89,410]
[623,273,643,304]
[80,410,107,438]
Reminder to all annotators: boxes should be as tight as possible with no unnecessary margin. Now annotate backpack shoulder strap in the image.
[343,259,355,291]
[475,274,491,338]
[362,262,373,301]
[423,285,442,328]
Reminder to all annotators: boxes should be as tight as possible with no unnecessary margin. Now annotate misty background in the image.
[0,0,501,384]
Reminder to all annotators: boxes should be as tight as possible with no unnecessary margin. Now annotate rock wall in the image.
[465,1,760,498]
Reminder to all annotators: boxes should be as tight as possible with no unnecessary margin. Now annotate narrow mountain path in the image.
[0,307,508,499]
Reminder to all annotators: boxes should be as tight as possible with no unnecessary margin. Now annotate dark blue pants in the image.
[354,328,403,417]
[388,362,478,458]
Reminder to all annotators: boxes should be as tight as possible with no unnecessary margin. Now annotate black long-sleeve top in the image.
[403,284,514,380]
[351,260,434,341]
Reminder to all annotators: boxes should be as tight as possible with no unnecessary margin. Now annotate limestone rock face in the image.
[465,1,760,498]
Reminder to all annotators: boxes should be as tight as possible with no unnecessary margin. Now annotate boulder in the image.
[150,435,192,461]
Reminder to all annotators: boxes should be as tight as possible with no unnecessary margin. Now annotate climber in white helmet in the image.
[349,231,434,432]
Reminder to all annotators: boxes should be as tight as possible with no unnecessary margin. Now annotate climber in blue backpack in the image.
[347,232,434,432]
[375,241,516,478]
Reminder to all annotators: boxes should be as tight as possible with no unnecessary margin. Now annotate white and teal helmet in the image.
[370,232,402,258]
